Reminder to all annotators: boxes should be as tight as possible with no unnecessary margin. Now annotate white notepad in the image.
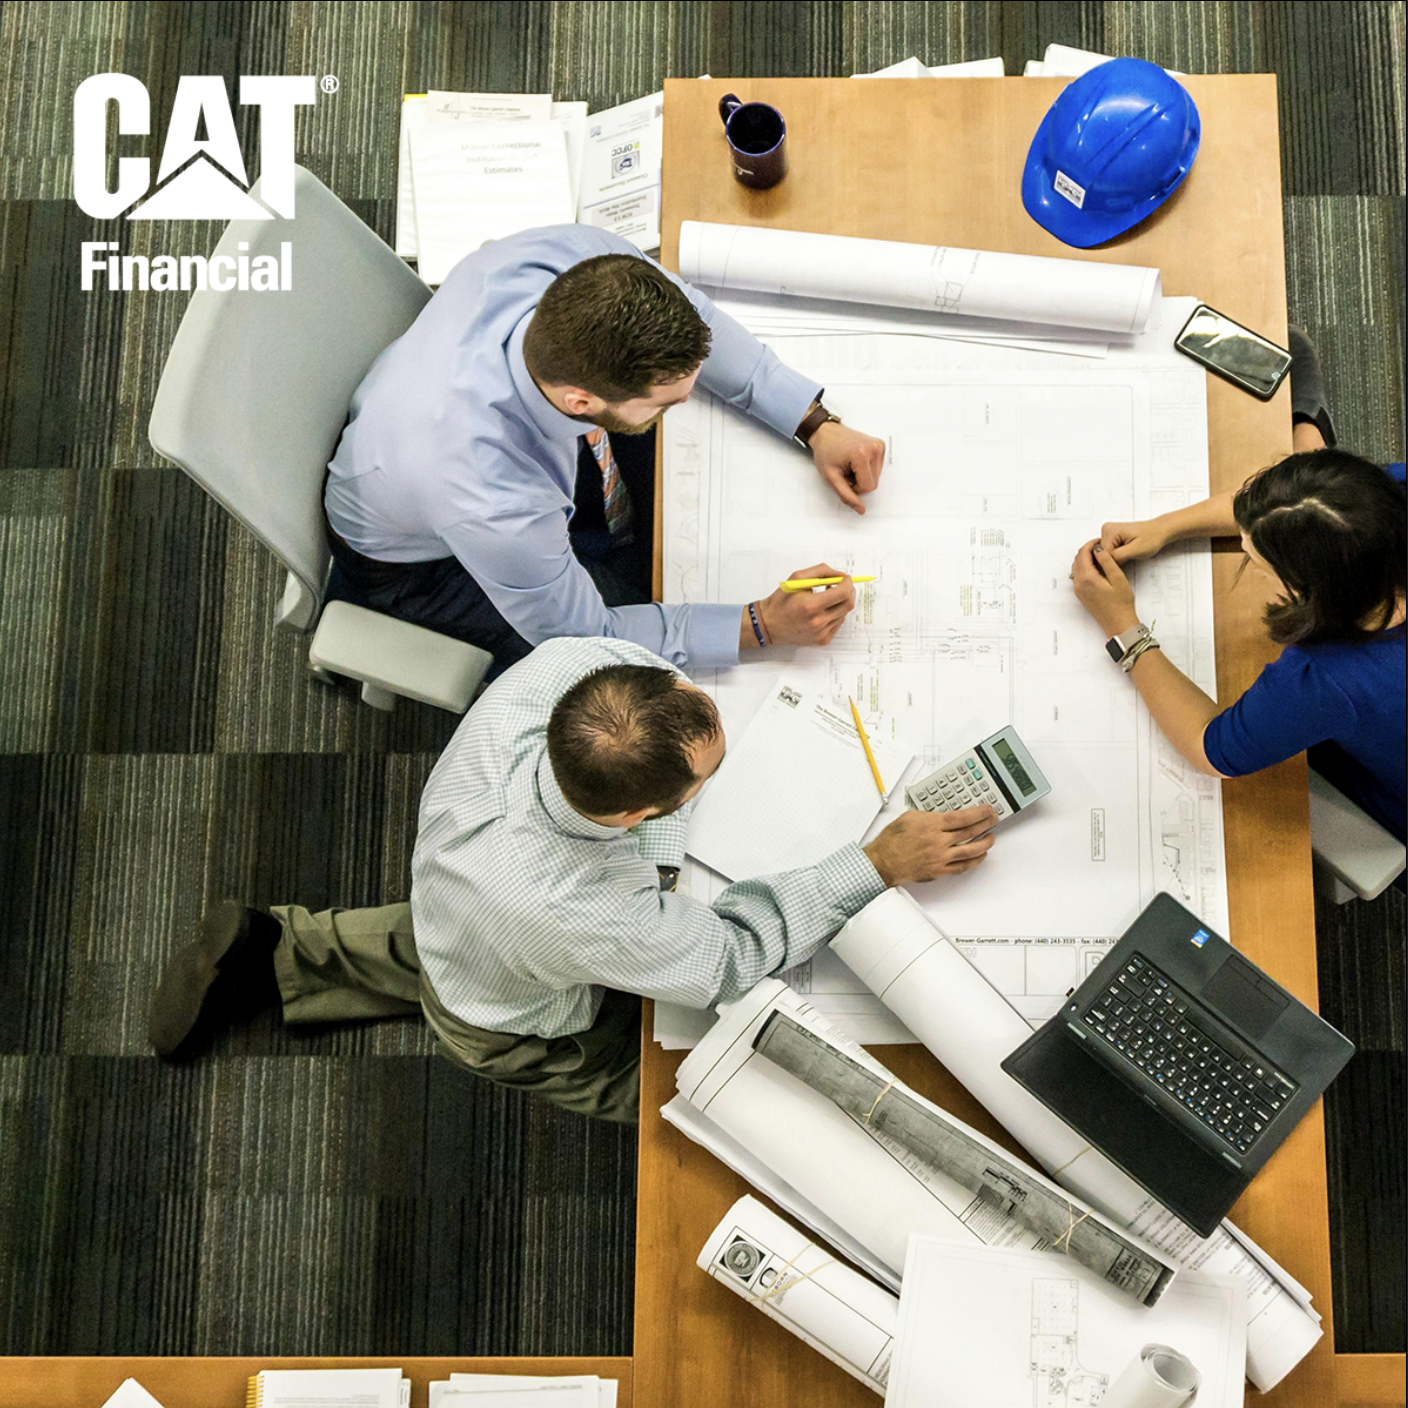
[685,681,913,882]
[248,1367,409,1407]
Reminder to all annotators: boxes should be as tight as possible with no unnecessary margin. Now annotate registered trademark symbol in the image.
[321,74,339,94]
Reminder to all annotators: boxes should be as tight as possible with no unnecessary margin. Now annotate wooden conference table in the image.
[637,75,1335,1408]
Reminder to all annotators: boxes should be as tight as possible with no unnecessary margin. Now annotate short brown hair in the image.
[523,254,711,402]
[547,664,721,815]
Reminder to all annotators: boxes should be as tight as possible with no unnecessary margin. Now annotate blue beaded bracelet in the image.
[748,601,768,648]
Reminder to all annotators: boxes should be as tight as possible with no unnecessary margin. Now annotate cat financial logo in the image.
[73,74,318,291]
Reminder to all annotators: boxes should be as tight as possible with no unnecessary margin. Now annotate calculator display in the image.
[990,737,1037,796]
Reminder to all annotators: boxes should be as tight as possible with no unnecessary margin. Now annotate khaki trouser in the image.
[269,902,641,1123]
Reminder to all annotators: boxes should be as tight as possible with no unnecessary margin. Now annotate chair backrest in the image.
[148,165,431,628]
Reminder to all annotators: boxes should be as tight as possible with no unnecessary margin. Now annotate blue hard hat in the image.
[1022,57,1201,248]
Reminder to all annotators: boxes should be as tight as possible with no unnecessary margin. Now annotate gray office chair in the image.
[148,164,492,712]
[1307,768,1406,904]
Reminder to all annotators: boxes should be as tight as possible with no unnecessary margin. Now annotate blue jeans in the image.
[324,429,656,677]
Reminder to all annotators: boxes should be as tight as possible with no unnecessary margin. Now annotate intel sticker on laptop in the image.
[1190,928,1210,948]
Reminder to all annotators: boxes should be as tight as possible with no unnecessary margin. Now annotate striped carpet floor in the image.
[0,0,1403,1358]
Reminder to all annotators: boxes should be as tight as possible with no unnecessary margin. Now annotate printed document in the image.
[395,91,552,258]
[686,679,913,881]
[578,92,664,251]
[408,121,573,286]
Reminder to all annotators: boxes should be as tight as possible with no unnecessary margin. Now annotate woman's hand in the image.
[1099,518,1171,564]
[1071,540,1141,637]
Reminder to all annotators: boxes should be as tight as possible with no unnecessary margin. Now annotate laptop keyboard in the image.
[1082,953,1298,1156]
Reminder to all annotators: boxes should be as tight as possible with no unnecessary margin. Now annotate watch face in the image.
[1106,637,1126,663]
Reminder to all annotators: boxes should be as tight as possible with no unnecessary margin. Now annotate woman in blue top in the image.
[1069,445,1407,846]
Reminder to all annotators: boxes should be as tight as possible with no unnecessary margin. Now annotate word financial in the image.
[81,240,293,292]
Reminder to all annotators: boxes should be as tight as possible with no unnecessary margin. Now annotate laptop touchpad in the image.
[1202,954,1288,1040]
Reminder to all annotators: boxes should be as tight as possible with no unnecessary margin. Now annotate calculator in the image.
[904,725,1051,823]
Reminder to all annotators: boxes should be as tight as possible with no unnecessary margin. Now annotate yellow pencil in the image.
[848,696,886,798]
[779,575,877,592]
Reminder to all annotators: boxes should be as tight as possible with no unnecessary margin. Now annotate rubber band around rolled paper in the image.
[1047,1143,1096,1179]
[751,1242,838,1305]
[1053,1198,1096,1255]
[863,1076,898,1125]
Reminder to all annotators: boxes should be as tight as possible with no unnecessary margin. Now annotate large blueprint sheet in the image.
[658,301,1228,1043]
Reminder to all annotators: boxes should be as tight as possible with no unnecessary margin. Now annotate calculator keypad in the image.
[906,755,1007,818]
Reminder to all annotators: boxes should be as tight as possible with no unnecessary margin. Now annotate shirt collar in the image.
[536,750,626,840]
[507,313,589,446]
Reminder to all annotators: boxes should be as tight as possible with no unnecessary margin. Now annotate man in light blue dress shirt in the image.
[323,224,888,672]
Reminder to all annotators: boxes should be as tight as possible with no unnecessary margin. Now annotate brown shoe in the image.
[149,900,281,1058]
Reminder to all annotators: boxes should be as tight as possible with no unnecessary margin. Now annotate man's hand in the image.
[752,563,857,647]
[1098,518,1171,565]
[1071,539,1141,637]
[809,420,886,514]
[863,806,996,886]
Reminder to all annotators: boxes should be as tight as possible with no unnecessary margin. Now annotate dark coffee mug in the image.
[718,93,788,190]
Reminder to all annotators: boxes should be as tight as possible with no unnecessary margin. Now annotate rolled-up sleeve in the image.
[1202,649,1351,777]
[542,843,887,1010]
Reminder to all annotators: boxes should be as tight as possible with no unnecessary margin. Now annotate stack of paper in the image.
[684,679,913,882]
[853,55,1006,77]
[402,91,575,286]
[395,88,664,279]
[1024,43,1184,77]
[429,1375,617,1407]
[576,91,665,253]
[247,1368,409,1407]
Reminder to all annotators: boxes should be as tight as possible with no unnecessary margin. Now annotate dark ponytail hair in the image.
[1233,449,1406,646]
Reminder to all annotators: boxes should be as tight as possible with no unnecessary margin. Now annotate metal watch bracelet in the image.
[1120,635,1161,672]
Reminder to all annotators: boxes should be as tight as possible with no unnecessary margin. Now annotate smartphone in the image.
[1174,304,1292,399]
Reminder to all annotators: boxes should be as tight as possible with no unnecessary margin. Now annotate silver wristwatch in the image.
[1105,623,1159,672]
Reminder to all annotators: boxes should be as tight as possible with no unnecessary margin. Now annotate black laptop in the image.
[1001,892,1354,1236]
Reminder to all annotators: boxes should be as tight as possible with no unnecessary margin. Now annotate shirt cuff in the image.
[813,842,888,913]
[634,808,690,866]
[754,360,825,442]
[688,602,745,668]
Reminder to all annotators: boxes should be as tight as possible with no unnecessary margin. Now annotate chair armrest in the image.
[1307,767,1406,902]
[309,601,493,713]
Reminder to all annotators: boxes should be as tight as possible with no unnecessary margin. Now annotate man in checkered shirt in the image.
[149,637,996,1122]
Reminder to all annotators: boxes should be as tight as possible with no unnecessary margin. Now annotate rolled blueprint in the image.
[674,980,1174,1298]
[1102,1344,1202,1408]
[829,888,1324,1392]
[698,1195,898,1396]
[678,221,1162,334]
[752,1011,1174,1305]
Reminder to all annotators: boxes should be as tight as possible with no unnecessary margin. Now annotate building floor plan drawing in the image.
[1030,1279,1108,1408]
[885,1238,1246,1408]
[657,300,1229,1048]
